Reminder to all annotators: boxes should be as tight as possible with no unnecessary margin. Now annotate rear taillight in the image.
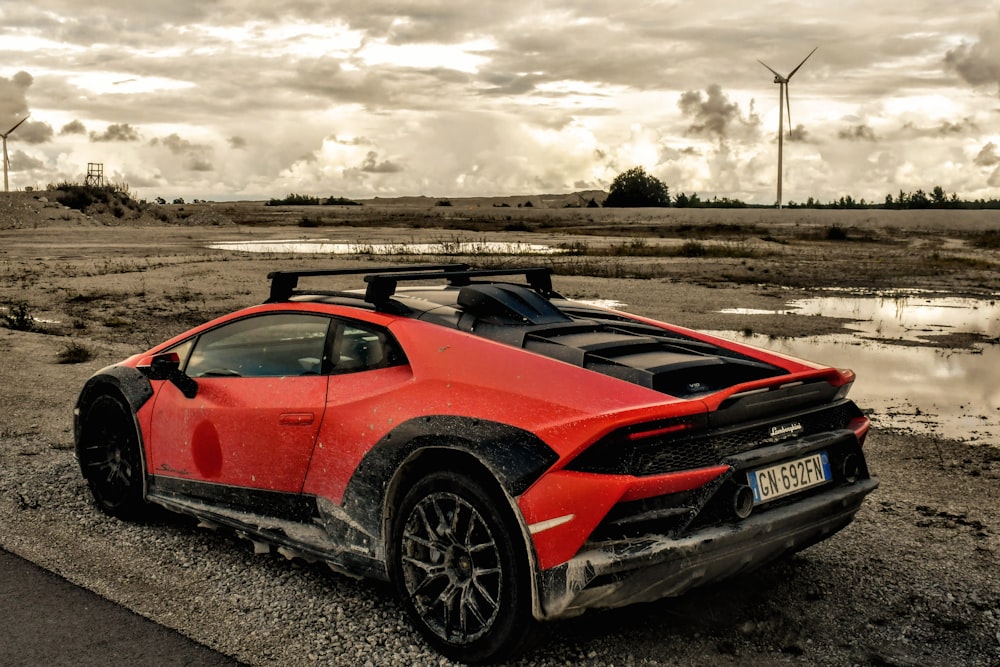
[849,416,871,446]
[567,414,709,475]
[833,380,854,401]
[626,421,697,441]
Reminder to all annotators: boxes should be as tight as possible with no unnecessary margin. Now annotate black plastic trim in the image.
[341,416,559,537]
[148,476,319,522]
[74,365,154,437]
[567,399,861,476]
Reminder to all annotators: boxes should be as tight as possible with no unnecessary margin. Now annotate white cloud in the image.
[3,1,1000,202]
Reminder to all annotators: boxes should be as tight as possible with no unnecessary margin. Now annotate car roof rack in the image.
[266,264,469,302]
[363,267,554,306]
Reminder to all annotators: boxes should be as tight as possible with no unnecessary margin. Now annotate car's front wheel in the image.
[390,469,537,664]
[77,394,150,520]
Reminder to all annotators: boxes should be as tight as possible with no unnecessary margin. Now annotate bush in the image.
[49,181,139,218]
[53,184,111,211]
[323,196,361,206]
[3,303,36,331]
[678,240,707,257]
[971,229,1000,250]
[826,225,849,241]
[57,342,95,364]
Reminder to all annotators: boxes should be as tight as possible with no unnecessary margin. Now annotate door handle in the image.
[279,413,315,426]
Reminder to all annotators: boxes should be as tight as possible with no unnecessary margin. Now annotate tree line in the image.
[266,193,361,206]
[261,168,1000,210]
[603,166,1000,210]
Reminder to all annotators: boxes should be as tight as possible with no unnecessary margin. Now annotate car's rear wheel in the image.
[390,469,537,664]
[78,394,150,520]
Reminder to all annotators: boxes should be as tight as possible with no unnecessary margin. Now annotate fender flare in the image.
[74,364,153,450]
[341,415,558,540]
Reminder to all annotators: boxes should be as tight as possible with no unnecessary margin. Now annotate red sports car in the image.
[75,265,877,663]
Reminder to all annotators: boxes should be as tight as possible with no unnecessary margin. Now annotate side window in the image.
[330,321,406,375]
[185,314,331,378]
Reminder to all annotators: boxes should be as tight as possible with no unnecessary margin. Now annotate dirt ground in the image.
[0,193,998,665]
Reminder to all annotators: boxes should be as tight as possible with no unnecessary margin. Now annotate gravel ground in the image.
[1,420,997,666]
[1,201,998,665]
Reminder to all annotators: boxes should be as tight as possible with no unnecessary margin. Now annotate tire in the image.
[77,394,150,520]
[389,469,537,664]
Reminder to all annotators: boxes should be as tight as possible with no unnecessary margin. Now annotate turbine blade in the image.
[785,85,792,136]
[757,59,783,79]
[3,114,30,136]
[786,47,817,80]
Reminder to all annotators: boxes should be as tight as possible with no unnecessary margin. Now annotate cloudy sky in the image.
[3,1,1000,204]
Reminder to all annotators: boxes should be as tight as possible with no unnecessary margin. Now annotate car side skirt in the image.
[149,476,318,522]
[146,478,387,580]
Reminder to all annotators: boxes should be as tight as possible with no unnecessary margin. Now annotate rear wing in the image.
[266,265,555,306]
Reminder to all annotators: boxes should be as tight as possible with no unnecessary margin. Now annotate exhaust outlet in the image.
[733,484,754,520]
[841,454,860,484]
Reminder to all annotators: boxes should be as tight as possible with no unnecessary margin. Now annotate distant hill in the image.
[359,190,608,209]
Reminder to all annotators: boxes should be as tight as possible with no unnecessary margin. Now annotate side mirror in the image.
[143,352,198,399]
[147,352,181,381]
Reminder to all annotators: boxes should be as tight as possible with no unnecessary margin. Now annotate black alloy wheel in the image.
[390,470,537,663]
[78,394,150,520]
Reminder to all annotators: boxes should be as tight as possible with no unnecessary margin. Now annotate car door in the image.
[147,312,332,494]
[301,319,414,503]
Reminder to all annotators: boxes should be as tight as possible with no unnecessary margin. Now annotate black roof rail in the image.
[364,267,554,306]
[266,264,469,302]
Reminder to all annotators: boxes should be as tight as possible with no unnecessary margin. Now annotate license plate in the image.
[747,452,831,504]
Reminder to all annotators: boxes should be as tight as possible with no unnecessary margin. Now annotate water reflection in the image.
[208,239,560,255]
[714,293,999,445]
[708,331,999,445]
[722,293,1000,343]
[577,299,628,310]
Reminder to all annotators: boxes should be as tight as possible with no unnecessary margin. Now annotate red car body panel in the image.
[148,375,328,490]
[304,365,414,502]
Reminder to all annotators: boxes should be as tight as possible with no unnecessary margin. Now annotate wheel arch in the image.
[75,365,154,421]
[342,415,557,534]
[381,446,525,545]
[340,416,555,581]
[74,365,152,484]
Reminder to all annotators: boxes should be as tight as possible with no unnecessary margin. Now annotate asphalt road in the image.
[0,548,243,666]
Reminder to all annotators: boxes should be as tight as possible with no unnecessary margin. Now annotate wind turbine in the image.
[758,48,816,208]
[2,113,30,193]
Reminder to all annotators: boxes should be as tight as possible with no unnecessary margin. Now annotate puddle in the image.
[709,331,999,445]
[588,294,999,444]
[576,299,628,310]
[208,239,560,255]
[715,293,999,445]
[721,293,1000,344]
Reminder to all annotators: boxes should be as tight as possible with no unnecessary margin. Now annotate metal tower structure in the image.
[85,163,104,188]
